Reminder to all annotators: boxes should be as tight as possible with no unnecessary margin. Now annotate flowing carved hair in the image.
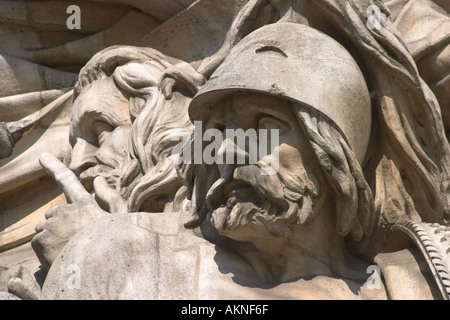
[74,45,205,212]
[294,107,376,242]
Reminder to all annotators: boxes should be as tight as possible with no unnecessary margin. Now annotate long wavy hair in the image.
[74,45,205,212]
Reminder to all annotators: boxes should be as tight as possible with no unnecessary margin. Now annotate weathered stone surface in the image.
[0,242,43,295]
[2,0,450,301]
[0,292,20,300]
[384,0,450,137]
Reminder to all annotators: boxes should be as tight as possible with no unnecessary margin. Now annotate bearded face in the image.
[69,77,132,193]
[190,93,327,244]
[206,164,323,243]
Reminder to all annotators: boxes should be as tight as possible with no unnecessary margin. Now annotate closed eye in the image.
[93,121,114,145]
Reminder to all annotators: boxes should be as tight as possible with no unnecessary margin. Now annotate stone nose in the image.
[215,130,254,177]
[69,138,98,176]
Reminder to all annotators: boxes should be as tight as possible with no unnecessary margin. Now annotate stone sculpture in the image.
[0,0,242,263]
[2,0,450,300]
[383,0,450,137]
[31,45,205,272]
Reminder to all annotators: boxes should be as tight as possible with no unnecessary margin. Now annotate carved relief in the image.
[1,0,450,300]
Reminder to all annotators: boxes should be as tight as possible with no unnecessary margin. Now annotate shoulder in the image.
[41,212,213,299]
[375,220,450,300]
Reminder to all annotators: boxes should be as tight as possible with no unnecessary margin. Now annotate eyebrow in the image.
[231,94,294,127]
[77,107,128,129]
[257,111,292,129]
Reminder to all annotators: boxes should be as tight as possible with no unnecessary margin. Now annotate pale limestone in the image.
[2,0,450,300]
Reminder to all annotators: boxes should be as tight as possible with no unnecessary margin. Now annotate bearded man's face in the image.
[69,77,132,193]
[196,93,327,243]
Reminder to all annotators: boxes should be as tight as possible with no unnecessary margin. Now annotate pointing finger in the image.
[39,152,91,203]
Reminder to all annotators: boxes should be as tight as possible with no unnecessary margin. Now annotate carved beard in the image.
[78,127,132,193]
[206,164,321,243]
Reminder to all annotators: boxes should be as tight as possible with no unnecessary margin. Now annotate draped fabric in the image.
[384,0,450,139]
[309,0,450,226]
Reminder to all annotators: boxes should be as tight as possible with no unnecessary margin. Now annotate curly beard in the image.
[205,163,321,243]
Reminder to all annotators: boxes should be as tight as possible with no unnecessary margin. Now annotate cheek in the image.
[272,140,323,199]
[277,143,305,175]
[273,128,318,176]
[97,127,130,157]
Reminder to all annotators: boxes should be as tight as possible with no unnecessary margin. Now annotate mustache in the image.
[205,164,287,213]
[205,162,318,209]
[185,161,321,229]
[205,163,318,226]
[208,167,319,242]
[232,165,315,226]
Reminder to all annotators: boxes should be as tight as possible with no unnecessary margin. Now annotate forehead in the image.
[70,78,131,143]
[72,78,129,124]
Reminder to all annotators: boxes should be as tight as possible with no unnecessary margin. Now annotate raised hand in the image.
[31,153,126,271]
